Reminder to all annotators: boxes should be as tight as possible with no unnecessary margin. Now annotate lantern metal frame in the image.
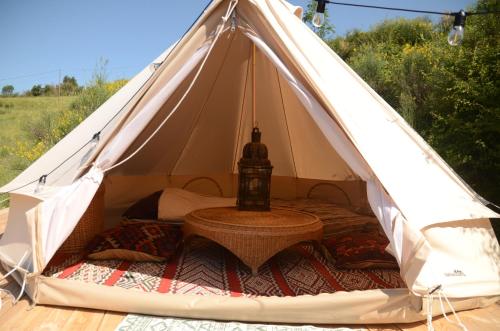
[237,128,273,211]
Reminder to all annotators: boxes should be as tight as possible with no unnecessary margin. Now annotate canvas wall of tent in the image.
[0,0,499,325]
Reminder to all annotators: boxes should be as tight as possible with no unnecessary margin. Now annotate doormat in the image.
[115,314,364,331]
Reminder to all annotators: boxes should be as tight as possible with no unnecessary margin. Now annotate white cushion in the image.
[158,188,236,220]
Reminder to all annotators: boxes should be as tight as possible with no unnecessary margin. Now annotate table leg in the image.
[182,235,193,253]
[311,240,325,259]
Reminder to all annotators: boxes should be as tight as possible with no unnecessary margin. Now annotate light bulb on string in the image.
[312,0,327,28]
[448,10,466,46]
[312,12,325,28]
[79,132,101,167]
[448,26,464,46]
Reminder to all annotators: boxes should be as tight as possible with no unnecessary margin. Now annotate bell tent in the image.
[1,0,499,325]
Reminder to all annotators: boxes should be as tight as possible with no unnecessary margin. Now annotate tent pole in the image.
[252,43,256,128]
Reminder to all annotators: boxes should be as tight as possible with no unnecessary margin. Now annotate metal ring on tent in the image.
[306,182,352,206]
[182,177,224,197]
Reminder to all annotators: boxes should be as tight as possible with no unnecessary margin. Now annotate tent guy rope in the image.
[252,43,256,128]
[0,249,31,310]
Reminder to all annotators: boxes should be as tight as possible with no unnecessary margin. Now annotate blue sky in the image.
[0,0,474,92]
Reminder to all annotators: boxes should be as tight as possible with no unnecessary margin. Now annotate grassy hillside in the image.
[0,96,75,206]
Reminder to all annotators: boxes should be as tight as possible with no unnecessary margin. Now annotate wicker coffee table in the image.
[183,207,323,275]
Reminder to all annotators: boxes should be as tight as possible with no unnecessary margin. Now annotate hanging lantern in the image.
[237,128,273,211]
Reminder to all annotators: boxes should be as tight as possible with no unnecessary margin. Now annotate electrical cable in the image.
[323,1,500,16]
[0,70,59,82]
[0,66,137,83]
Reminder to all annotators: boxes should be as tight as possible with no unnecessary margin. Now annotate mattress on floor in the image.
[123,198,382,239]
[272,199,381,238]
[43,240,405,298]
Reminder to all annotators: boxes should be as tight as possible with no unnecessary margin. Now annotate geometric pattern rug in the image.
[114,314,364,331]
[44,239,405,297]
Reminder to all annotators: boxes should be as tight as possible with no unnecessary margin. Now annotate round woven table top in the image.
[186,207,321,232]
[184,207,323,274]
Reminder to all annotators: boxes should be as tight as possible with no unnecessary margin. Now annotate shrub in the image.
[70,59,128,117]
[70,84,110,116]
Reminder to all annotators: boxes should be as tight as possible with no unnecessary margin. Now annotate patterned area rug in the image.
[115,314,364,331]
[44,239,405,297]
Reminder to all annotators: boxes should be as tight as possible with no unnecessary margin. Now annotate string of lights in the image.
[311,0,500,46]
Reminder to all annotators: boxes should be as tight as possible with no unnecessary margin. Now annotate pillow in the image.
[322,229,398,270]
[120,218,183,226]
[158,188,236,221]
[122,190,163,220]
[86,223,182,262]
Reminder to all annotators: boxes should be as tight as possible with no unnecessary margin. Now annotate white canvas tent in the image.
[1,0,499,325]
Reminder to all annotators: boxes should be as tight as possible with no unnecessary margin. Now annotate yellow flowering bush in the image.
[7,78,128,173]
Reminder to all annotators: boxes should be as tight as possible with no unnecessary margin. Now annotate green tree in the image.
[1,85,14,96]
[60,75,79,95]
[31,84,42,96]
[424,0,500,204]
[42,84,55,96]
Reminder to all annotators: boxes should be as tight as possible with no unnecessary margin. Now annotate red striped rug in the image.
[43,240,405,297]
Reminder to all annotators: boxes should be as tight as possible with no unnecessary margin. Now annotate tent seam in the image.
[170,31,238,175]
[275,68,298,178]
[231,41,253,174]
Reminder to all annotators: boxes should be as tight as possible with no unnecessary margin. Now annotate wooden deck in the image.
[0,208,499,330]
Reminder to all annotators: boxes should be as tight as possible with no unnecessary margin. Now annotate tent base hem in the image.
[32,275,500,324]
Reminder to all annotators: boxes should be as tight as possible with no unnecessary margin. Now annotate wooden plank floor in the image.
[0,208,499,330]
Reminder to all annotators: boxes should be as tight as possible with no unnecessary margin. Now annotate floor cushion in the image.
[86,223,182,262]
[323,227,398,269]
